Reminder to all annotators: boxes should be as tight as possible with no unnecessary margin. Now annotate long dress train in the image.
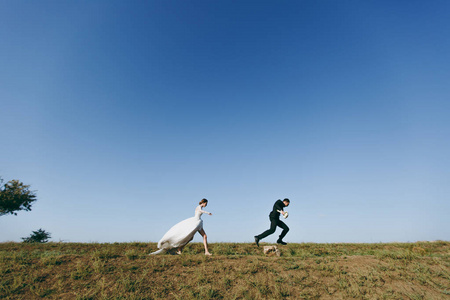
[150,205,210,255]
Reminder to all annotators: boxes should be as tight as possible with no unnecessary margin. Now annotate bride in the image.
[150,198,212,255]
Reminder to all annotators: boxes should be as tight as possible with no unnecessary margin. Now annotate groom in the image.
[254,198,290,246]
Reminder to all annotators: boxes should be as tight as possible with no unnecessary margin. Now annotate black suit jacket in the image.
[269,200,286,219]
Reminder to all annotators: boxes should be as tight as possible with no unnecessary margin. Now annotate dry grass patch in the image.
[0,241,448,299]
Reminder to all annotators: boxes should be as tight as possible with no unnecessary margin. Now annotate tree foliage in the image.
[21,228,51,243]
[0,177,37,216]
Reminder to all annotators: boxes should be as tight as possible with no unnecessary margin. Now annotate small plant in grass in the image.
[71,261,92,280]
[92,248,120,260]
[125,249,140,260]
[41,256,63,266]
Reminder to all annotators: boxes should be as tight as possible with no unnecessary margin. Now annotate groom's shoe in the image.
[277,239,287,245]
[254,236,260,247]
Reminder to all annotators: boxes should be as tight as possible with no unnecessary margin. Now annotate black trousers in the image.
[257,217,289,241]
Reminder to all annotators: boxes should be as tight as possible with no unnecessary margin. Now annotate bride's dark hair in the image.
[199,198,208,205]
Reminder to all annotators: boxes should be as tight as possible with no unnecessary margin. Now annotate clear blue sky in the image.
[1,1,449,244]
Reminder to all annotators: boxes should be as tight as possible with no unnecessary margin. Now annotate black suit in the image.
[256,200,289,241]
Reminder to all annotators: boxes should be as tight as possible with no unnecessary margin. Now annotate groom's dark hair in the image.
[283,198,290,203]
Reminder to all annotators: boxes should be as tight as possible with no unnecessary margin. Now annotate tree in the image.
[0,177,37,216]
[21,228,51,243]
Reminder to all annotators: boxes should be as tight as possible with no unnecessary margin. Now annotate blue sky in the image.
[1,1,449,244]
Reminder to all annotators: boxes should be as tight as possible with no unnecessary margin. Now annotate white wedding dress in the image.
[150,205,210,255]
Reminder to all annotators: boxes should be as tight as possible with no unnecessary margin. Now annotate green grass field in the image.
[1,241,449,299]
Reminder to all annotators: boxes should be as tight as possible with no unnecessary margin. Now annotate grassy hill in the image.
[1,241,449,299]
